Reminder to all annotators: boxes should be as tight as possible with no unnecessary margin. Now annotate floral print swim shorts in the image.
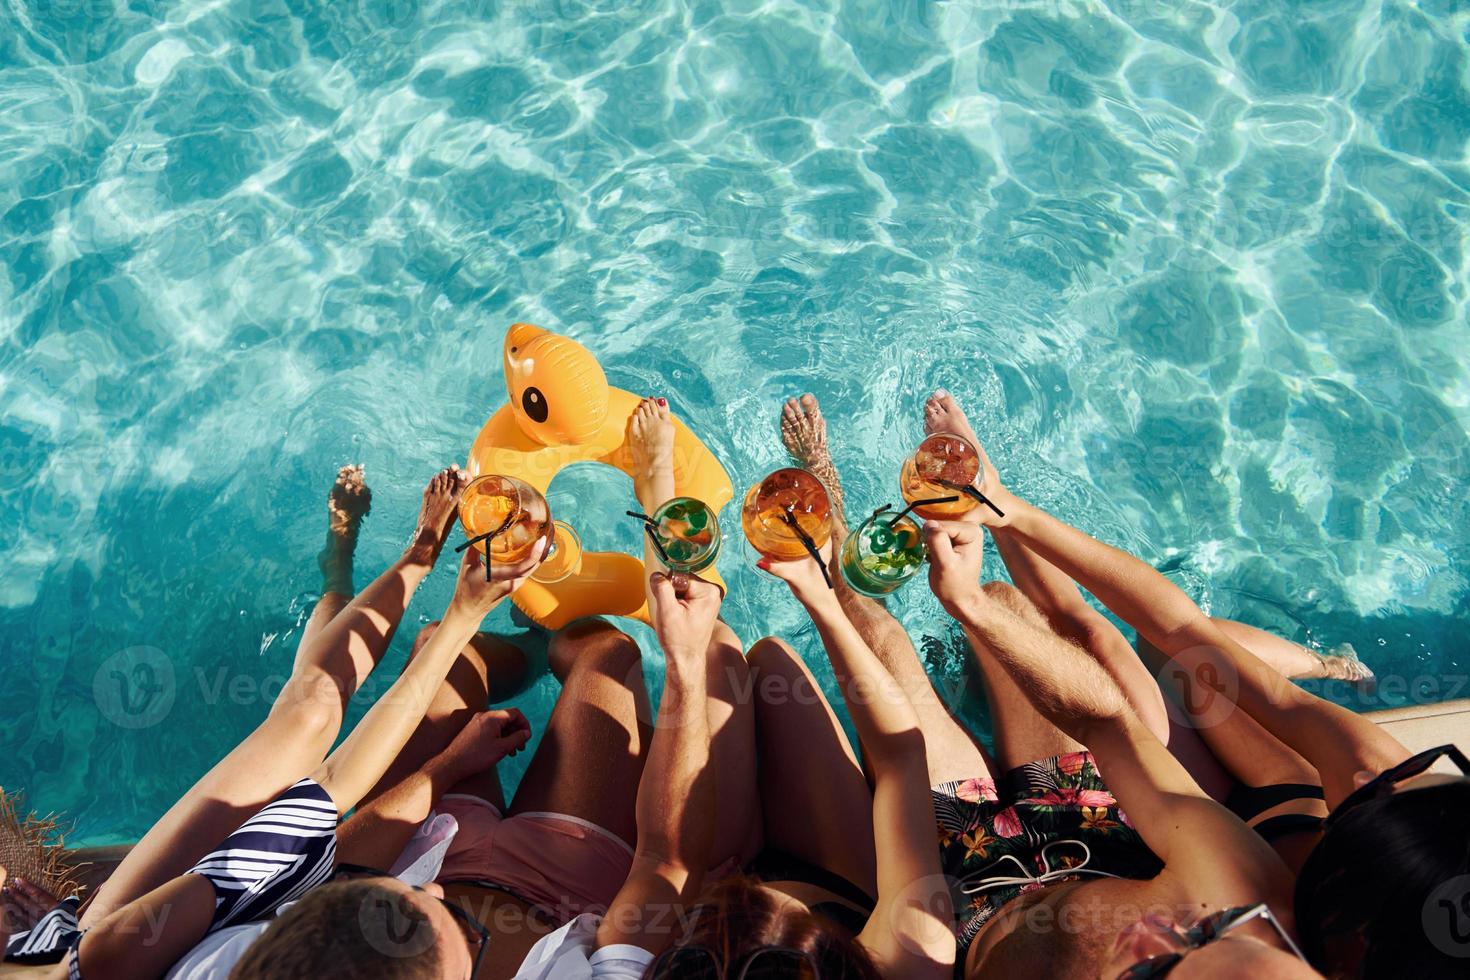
[933,751,1164,949]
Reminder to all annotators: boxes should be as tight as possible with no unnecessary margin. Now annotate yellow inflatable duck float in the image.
[468,323,733,629]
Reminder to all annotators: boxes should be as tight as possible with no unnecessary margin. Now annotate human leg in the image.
[782,394,993,786]
[1212,617,1374,684]
[704,621,762,866]
[507,621,652,849]
[1135,634,1327,865]
[83,467,465,925]
[359,621,535,811]
[746,636,878,897]
[921,391,1171,739]
[960,581,1087,770]
[921,391,1238,793]
[293,464,371,666]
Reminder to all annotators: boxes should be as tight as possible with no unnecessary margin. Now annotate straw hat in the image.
[0,789,82,900]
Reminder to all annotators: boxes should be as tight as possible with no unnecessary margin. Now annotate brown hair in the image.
[230,879,445,979]
[643,876,882,979]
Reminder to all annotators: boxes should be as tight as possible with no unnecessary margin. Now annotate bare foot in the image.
[780,394,846,526]
[405,466,469,567]
[629,397,675,514]
[923,389,1007,525]
[922,389,998,480]
[1311,644,1377,688]
[318,464,372,594]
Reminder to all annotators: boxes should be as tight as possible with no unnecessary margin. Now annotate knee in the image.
[746,637,821,715]
[269,674,343,744]
[1072,614,1125,661]
[979,579,1023,606]
[1030,596,1117,657]
[549,619,641,681]
[707,621,749,677]
[746,636,798,678]
[294,697,340,746]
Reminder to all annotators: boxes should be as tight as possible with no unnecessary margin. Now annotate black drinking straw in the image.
[781,506,833,590]
[456,511,519,581]
[888,495,960,527]
[936,478,1006,518]
[626,511,673,565]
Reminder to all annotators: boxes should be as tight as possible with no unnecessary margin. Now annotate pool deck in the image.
[3,699,1466,977]
[1367,698,1470,767]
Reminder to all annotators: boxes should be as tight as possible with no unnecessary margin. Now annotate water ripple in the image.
[0,0,1466,841]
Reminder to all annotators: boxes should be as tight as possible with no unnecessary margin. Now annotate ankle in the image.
[320,571,354,595]
[318,541,356,594]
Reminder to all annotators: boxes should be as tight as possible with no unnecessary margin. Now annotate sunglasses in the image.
[1115,903,1305,980]
[1326,743,1470,827]
[334,864,490,979]
[650,944,819,979]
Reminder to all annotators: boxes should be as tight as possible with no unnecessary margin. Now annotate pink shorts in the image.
[435,794,635,924]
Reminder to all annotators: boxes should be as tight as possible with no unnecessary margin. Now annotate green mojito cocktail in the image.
[840,511,926,597]
[650,496,722,575]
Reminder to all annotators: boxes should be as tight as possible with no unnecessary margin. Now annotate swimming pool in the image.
[1,0,1466,845]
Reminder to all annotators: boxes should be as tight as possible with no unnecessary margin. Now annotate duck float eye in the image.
[522,387,549,424]
[467,323,733,629]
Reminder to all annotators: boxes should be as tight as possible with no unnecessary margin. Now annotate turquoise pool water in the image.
[1,0,1467,845]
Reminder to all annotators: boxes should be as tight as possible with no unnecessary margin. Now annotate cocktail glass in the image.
[458,474,553,567]
[839,509,926,598]
[741,468,833,561]
[530,520,582,584]
[900,432,984,520]
[648,496,722,575]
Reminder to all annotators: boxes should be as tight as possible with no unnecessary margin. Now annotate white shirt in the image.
[163,923,270,980]
[165,809,460,979]
[514,913,655,980]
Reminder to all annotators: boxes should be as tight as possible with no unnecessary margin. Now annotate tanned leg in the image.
[630,395,760,864]
[781,393,993,785]
[508,621,652,849]
[358,621,534,811]
[84,466,467,925]
[747,636,877,897]
[294,463,371,666]
[1213,618,1373,685]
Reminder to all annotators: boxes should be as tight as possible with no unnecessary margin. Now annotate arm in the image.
[74,547,544,980]
[596,574,717,956]
[990,532,1171,743]
[314,607,480,813]
[929,522,1295,910]
[313,544,542,813]
[2,867,10,956]
[68,875,218,980]
[765,550,955,978]
[335,709,531,870]
[2,874,71,968]
[976,489,1410,805]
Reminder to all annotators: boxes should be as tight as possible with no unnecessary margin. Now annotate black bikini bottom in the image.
[745,849,875,936]
[1226,781,1326,842]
